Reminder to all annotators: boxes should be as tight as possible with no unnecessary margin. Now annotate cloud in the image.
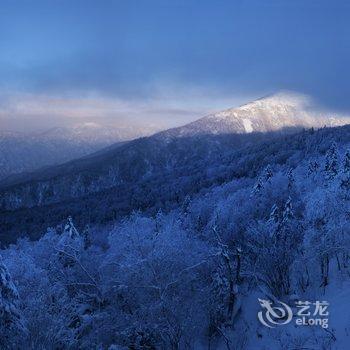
[0,86,256,132]
[1,0,350,131]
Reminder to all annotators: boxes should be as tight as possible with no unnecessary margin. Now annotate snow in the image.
[242,118,253,133]
[2,92,350,348]
[162,91,350,140]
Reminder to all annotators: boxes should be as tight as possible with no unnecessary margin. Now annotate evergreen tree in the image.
[181,195,192,214]
[341,150,350,190]
[268,204,279,224]
[267,204,280,237]
[82,224,91,250]
[154,209,163,235]
[343,150,350,173]
[324,141,339,180]
[287,168,295,190]
[252,178,263,196]
[282,196,294,223]
[211,225,238,323]
[263,165,273,182]
[63,216,80,239]
[0,255,27,349]
[57,216,83,267]
[252,165,273,195]
[271,197,298,296]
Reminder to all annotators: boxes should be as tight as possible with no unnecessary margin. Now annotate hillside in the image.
[1,92,349,207]
[0,122,159,180]
[1,93,350,241]
[1,116,350,349]
[158,92,349,138]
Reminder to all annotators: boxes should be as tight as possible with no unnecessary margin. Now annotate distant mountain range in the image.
[0,122,160,180]
[1,92,350,242]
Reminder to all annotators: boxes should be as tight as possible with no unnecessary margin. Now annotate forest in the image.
[1,125,350,349]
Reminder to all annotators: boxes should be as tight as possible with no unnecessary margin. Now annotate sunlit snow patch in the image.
[242,118,253,133]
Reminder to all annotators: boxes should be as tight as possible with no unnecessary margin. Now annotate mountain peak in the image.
[240,91,311,109]
[161,91,349,138]
[216,91,311,118]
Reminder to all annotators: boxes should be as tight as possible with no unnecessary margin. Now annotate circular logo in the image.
[258,298,293,328]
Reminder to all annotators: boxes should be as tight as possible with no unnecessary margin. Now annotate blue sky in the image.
[0,0,349,131]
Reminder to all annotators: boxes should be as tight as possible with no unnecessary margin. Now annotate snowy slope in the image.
[160,92,350,139]
[224,271,350,349]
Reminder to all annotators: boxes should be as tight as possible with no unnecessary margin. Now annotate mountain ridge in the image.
[0,122,159,181]
[1,92,350,242]
[1,92,350,212]
[158,92,350,139]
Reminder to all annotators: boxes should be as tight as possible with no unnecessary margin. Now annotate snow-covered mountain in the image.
[160,92,350,139]
[2,92,348,182]
[0,122,159,180]
[0,94,350,230]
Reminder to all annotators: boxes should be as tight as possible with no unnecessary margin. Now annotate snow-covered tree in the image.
[308,159,319,176]
[252,165,273,195]
[58,217,82,250]
[268,204,279,224]
[264,164,273,181]
[304,189,335,288]
[324,141,339,180]
[340,150,350,190]
[282,196,294,223]
[287,168,295,189]
[267,204,280,237]
[82,224,91,249]
[181,195,192,214]
[63,216,80,239]
[343,150,350,173]
[0,255,27,349]
[154,208,164,235]
[252,178,263,196]
[252,196,302,297]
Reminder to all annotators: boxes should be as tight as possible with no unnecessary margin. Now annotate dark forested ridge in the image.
[1,124,350,243]
[1,130,283,242]
[2,95,350,244]
[0,124,158,181]
[1,92,348,209]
